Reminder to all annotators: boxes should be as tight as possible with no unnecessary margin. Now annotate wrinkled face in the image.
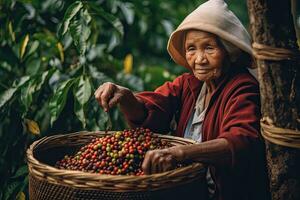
[185,30,227,81]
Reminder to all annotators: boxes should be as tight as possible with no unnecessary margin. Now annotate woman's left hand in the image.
[142,146,184,174]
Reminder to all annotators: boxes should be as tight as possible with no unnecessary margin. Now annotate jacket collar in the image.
[186,67,245,102]
[186,73,230,101]
[187,74,202,100]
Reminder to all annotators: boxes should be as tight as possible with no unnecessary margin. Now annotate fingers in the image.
[162,156,174,172]
[94,87,103,107]
[94,82,116,112]
[101,84,115,112]
[108,93,123,109]
[142,149,176,175]
[151,152,161,174]
[158,157,165,173]
[94,82,132,112]
[142,151,153,175]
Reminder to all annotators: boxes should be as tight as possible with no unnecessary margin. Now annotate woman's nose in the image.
[195,51,207,64]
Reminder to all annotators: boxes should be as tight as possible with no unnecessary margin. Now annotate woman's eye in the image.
[205,46,215,53]
[186,46,195,51]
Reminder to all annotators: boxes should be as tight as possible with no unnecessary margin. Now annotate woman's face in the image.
[185,30,227,81]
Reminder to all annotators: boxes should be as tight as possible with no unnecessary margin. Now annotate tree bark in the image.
[291,0,300,40]
[247,0,300,200]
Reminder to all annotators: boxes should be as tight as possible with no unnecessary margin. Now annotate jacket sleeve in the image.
[124,74,185,133]
[217,80,263,169]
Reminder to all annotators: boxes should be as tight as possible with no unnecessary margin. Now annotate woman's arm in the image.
[94,82,147,123]
[142,138,231,174]
[119,90,147,124]
[177,138,231,164]
[124,74,186,132]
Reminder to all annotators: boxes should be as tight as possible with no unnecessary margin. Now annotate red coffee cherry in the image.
[55,128,172,175]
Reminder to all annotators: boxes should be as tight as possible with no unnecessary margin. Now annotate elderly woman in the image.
[95,0,269,199]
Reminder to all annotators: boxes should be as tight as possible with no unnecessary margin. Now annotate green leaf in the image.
[0,88,17,108]
[14,76,30,87]
[33,33,57,45]
[8,21,16,42]
[0,61,12,72]
[3,175,28,200]
[73,75,91,105]
[138,66,174,90]
[96,109,110,130]
[69,20,86,55]
[20,80,34,113]
[20,175,29,193]
[0,76,31,108]
[3,181,22,200]
[20,69,55,113]
[107,33,121,52]
[59,1,83,36]
[11,165,28,179]
[35,69,55,91]
[81,7,92,24]
[24,40,39,59]
[69,9,91,55]
[73,75,91,128]
[49,79,75,125]
[88,65,113,85]
[88,2,124,37]
[161,20,174,35]
[119,2,134,25]
[117,72,144,92]
[25,58,41,75]
[74,99,86,128]
[17,176,29,200]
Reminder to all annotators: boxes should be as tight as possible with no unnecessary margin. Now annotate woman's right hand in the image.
[94,82,133,112]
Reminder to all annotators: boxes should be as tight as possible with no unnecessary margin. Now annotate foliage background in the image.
[0,0,249,199]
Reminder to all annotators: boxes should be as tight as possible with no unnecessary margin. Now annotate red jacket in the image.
[125,68,270,200]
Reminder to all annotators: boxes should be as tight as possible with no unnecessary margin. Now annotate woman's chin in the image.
[194,73,212,81]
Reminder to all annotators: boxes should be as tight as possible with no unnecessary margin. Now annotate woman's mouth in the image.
[194,68,212,74]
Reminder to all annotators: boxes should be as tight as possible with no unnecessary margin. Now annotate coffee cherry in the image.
[55,127,172,175]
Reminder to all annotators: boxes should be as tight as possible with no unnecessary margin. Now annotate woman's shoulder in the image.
[228,68,259,87]
[171,72,196,86]
[176,72,194,79]
[222,68,260,97]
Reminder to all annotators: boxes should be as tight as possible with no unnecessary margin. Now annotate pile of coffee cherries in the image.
[55,128,171,175]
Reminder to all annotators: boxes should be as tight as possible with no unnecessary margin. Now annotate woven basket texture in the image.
[27,131,207,200]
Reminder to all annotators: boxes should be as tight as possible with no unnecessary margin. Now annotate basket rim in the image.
[27,131,205,191]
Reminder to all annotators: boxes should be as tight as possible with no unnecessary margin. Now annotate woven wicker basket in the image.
[27,131,207,200]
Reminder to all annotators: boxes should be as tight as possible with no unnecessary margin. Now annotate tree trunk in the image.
[247,0,300,200]
[291,0,300,40]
